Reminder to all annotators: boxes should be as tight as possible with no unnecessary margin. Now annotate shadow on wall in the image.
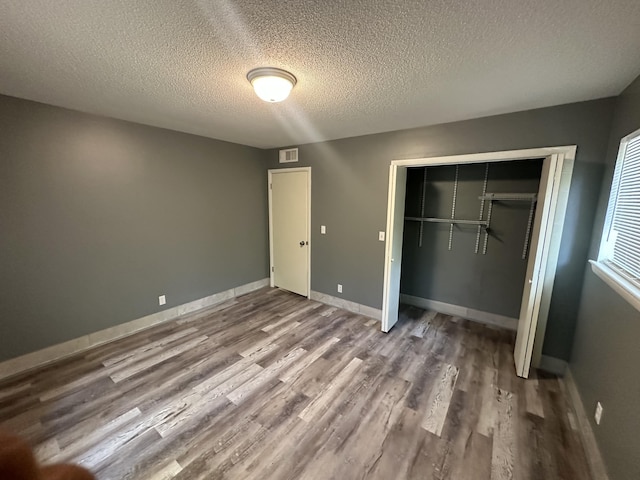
[542,161,606,360]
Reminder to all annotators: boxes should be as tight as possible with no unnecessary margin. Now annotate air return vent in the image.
[279,148,299,163]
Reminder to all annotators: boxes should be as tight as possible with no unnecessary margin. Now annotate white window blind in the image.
[601,128,640,286]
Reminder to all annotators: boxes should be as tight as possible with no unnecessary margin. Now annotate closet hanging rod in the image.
[478,193,538,201]
[405,217,489,226]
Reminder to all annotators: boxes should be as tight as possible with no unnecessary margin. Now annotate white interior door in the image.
[269,169,310,297]
[381,165,407,332]
[514,154,561,378]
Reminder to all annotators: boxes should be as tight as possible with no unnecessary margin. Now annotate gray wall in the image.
[0,95,269,362]
[401,160,542,318]
[266,98,615,361]
[570,75,640,480]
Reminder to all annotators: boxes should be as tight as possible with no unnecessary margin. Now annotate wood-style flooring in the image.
[0,288,591,479]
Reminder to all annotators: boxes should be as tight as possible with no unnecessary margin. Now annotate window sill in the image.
[589,260,640,313]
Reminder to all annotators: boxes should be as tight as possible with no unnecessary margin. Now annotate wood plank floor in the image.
[0,288,591,480]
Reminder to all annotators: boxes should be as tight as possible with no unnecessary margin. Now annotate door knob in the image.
[299,241,307,247]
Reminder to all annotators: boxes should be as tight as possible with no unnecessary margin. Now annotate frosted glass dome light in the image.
[247,68,297,103]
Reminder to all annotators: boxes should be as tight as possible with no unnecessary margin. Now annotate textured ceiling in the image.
[1,1,640,149]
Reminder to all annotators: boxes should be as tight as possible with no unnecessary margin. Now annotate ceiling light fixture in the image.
[247,67,297,103]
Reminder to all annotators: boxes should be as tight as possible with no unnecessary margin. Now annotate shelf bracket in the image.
[522,198,536,259]
[475,163,489,254]
[448,165,459,251]
[419,167,427,247]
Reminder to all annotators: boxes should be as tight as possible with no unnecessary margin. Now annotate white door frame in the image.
[268,167,312,298]
[381,146,576,376]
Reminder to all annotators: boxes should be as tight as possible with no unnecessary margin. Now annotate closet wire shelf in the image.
[478,193,538,202]
[405,192,538,258]
[405,217,489,226]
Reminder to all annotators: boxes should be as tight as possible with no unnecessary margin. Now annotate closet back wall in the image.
[401,160,542,319]
[0,95,269,362]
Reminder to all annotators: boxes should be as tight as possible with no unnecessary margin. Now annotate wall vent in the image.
[279,148,299,163]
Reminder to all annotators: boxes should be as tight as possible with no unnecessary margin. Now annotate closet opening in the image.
[401,159,542,330]
[381,147,576,378]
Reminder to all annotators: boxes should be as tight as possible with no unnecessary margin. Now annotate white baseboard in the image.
[539,355,568,376]
[564,368,610,480]
[399,294,518,331]
[310,291,382,320]
[0,278,269,381]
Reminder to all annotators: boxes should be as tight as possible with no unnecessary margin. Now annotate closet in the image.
[399,159,543,326]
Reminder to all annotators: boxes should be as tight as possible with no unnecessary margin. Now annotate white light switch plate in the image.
[321,225,326,234]
[378,231,385,241]
[159,295,166,306]
[337,284,343,293]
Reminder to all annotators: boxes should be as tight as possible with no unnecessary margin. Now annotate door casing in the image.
[268,167,311,297]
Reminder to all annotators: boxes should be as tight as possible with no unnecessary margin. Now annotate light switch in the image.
[321,225,326,234]
[378,231,385,241]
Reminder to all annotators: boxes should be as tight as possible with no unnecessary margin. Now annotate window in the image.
[592,127,640,310]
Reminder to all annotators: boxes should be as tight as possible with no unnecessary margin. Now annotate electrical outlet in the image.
[158,295,166,306]
[321,225,326,234]
[594,402,603,425]
[378,231,385,241]
[337,284,343,293]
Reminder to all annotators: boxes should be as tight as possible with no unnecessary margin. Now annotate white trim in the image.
[590,260,640,312]
[597,126,640,260]
[399,294,518,331]
[595,126,640,308]
[381,145,577,379]
[391,145,577,167]
[564,368,611,480]
[310,291,382,320]
[0,278,269,381]
[268,167,312,298]
[539,354,568,375]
